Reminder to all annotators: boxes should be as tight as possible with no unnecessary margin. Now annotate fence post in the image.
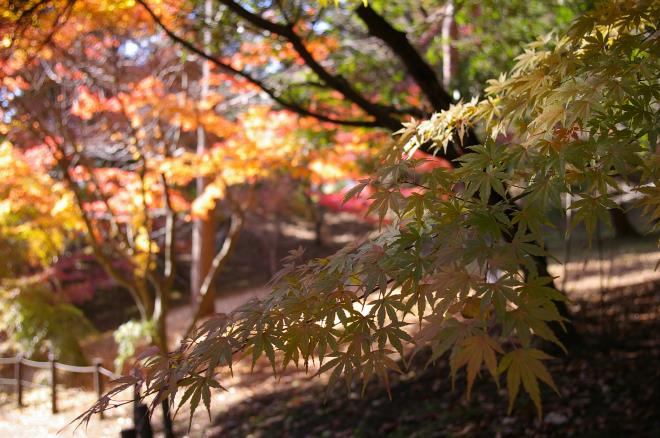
[134,403,153,438]
[162,398,174,438]
[93,358,104,419]
[15,353,23,408]
[49,353,57,414]
[133,382,139,410]
[133,383,153,438]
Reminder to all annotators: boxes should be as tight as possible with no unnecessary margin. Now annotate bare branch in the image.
[355,4,452,113]
[134,0,385,128]
[217,0,403,130]
[355,4,480,152]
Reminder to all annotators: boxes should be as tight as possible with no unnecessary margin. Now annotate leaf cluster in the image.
[0,280,95,364]
[83,0,659,424]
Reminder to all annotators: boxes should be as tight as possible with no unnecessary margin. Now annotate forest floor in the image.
[204,279,660,438]
[0,214,659,437]
[193,237,660,438]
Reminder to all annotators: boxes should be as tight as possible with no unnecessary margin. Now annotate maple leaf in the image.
[450,335,503,399]
[342,179,370,204]
[498,348,559,417]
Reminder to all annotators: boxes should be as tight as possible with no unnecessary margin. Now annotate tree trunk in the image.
[186,214,244,336]
[191,204,217,316]
[533,254,581,349]
[153,288,174,438]
[191,0,217,318]
[610,208,640,238]
[441,0,457,91]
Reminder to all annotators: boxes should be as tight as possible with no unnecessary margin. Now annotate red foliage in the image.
[44,252,129,304]
[319,151,452,221]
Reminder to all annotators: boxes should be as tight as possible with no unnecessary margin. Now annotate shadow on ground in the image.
[205,280,660,438]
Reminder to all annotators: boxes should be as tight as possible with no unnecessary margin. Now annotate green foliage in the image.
[80,0,659,424]
[453,0,583,97]
[278,0,576,124]
[0,281,94,364]
[113,319,155,371]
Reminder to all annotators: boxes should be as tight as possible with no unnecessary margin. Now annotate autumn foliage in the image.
[0,0,658,431]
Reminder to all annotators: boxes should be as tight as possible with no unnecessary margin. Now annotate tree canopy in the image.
[63,0,659,424]
[0,0,658,429]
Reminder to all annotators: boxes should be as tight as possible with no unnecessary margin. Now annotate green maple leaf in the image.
[498,348,559,417]
[450,334,503,399]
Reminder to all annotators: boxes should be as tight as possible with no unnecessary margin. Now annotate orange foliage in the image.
[0,0,384,266]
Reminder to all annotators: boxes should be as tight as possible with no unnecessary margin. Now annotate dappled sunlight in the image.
[0,385,134,438]
[548,244,660,300]
[1,0,658,437]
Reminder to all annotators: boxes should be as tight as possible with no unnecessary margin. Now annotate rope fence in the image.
[0,353,120,417]
[1,354,166,437]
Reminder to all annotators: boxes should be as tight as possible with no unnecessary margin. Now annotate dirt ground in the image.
[202,240,660,438]
[205,276,660,438]
[0,226,658,437]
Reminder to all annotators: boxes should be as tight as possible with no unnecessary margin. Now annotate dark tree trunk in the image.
[133,403,153,438]
[314,204,325,247]
[533,255,581,350]
[191,205,217,317]
[610,208,640,238]
[161,399,175,438]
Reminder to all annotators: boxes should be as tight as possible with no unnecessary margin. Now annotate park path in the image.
[0,285,272,438]
[166,285,271,347]
[1,240,658,437]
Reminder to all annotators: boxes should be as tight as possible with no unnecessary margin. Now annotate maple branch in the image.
[134,0,384,129]
[355,4,452,114]
[69,142,138,256]
[123,267,396,412]
[15,91,153,319]
[62,89,161,308]
[217,0,403,130]
[58,161,149,319]
[355,5,480,150]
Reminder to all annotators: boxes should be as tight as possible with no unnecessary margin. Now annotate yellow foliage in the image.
[0,142,83,265]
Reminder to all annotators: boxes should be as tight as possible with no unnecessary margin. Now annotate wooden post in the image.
[49,353,57,414]
[15,354,23,408]
[120,429,137,438]
[93,358,104,419]
[133,383,153,438]
[162,398,174,438]
[134,403,153,438]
